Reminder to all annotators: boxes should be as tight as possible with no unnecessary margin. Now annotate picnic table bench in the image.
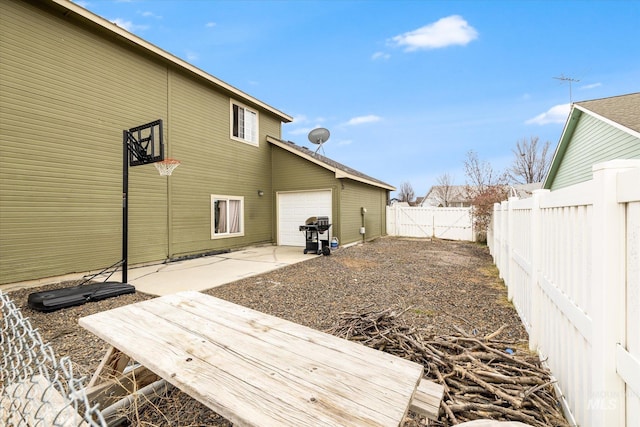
[79,291,442,426]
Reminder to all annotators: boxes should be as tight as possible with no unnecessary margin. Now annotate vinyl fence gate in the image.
[386,205,475,241]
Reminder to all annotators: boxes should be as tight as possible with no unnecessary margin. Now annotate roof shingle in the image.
[576,92,640,133]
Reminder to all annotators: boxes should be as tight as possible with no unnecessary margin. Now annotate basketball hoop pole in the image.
[122,129,130,283]
[121,119,177,284]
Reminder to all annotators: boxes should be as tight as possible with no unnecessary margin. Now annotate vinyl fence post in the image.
[506,199,515,301]
[386,206,392,236]
[499,200,508,281]
[589,160,630,426]
[490,202,500,258]
[528,189,549,352]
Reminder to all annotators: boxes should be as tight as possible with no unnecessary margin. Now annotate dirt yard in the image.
[7,237,562,426]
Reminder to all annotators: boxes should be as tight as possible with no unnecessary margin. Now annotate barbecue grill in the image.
[299,216,332,255]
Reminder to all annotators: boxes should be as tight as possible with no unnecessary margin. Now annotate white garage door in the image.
[278,190,332,246]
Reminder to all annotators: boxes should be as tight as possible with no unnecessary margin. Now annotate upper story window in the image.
[231,100,258,145]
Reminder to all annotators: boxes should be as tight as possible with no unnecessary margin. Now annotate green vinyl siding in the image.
[340,180,387,245]
[0,0,168,283]
[0,0,285,284]
[550,114,640,190]
[168,70,280,257]
[271,148,338,191]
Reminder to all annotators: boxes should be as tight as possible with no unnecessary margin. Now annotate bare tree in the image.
[432,173,455,207]
[508,136,552,184]
[464,150,507,195]
[463,150,508,242]
[397,181,415,204]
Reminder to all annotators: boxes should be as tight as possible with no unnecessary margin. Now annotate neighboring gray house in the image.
[420,182,541,208]
[419,185,472,207]
[544,92,640,190]
[512,182,543,198]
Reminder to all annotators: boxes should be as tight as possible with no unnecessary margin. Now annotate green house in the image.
[544,93,640,190]
[0,0,394,286]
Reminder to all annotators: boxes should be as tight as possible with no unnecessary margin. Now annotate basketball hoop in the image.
[154,158,181,176]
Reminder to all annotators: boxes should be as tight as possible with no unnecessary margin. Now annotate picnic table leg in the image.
[85,346,162,418]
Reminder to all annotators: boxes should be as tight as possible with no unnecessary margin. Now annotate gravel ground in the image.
[7,237,529,426]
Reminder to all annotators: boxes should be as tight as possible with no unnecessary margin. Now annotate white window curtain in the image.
[212,196,244,238]
[237,107,245,139]
[244,109,256,142]
[229,200,241,233]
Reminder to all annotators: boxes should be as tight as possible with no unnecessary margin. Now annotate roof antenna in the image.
[307,128,330,155]
[553,73,580,103]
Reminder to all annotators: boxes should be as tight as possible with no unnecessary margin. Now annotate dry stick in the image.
[529,389,564,417]
[447,403,540,426]
[441,400,458,425]
[455,337,542,371]
[328,306,568,426]
[474,370,542,386]
[453,366,523,408]
[434,366,457,421]
[495,362,545,377]
[484,324,507,340]
[523,380,557,399]
[452,324,474,336]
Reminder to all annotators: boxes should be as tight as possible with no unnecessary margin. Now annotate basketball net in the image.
[154,158,181,176]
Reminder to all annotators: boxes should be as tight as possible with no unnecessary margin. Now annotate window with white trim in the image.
[211,195,244,238]
[231,100,258,145]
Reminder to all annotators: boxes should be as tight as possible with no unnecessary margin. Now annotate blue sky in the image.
[77,0,640,197]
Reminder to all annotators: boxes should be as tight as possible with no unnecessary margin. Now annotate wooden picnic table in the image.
[79,291,434,426]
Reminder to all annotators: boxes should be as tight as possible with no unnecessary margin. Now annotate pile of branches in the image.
[326,306,569,427]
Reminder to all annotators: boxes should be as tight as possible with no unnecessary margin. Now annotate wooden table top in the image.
[79,291,424,426]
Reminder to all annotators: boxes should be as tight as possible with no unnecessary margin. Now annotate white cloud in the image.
[525,103,570,125]
[186,51,198,61]
[141,11,162,19]
[345,115,382,126]
[389,15,478,51]
[581,82,602,90]
[287,119,330,137]
[337,139,353,146]
[288,127,312,136]
[372,51,390,61]
[111,18,149,32]
[206,22,217,28]
[292,114,309,124]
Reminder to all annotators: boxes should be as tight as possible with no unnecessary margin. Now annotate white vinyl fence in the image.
[386,206,474,241]
[488,160,640,427]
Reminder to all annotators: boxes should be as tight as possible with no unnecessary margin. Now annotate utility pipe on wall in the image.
[360,207,367,243]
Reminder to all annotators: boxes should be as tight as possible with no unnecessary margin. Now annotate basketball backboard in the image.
[126,119,164,166]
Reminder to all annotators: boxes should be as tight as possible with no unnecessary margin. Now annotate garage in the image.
[277,190,332,246]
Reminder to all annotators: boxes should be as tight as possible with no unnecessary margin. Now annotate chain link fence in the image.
[1,290,107,426]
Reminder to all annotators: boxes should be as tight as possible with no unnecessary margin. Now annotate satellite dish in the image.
[307,128,330,154]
